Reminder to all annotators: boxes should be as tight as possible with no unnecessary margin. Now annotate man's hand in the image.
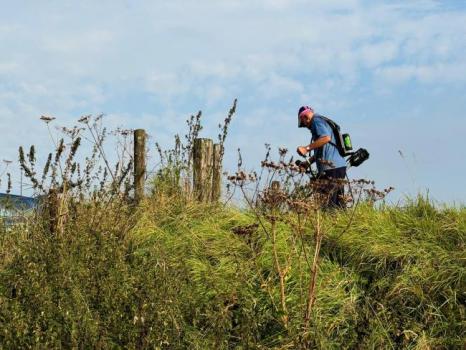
[297,146,309,157]
[297,136,331,157]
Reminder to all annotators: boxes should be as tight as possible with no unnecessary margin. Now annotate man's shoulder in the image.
[312,114,331,130]
[312,114,329,124]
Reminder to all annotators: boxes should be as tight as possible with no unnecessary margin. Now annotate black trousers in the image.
[317,167,347,209]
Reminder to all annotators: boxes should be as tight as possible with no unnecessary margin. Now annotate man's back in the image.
[309,114,346,172]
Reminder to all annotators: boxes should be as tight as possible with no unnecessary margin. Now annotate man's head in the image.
[298,106,314,128]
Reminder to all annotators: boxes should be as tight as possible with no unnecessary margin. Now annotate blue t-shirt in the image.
[309,114,347,173]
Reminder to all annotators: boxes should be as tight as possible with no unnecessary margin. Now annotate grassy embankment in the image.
[0,191,464,349]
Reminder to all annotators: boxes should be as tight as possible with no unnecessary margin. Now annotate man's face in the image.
[298,110,314,128]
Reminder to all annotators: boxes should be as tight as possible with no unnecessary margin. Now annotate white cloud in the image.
[376,62,466,84]
[0,62,19,74]
[145,73,190,99]
[42,30,114,55]
[0,0,465,201]
[259,73,303,99]
[359,41,399,68]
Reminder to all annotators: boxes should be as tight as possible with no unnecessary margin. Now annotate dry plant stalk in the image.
[271,219,291,327]
[304,208,322,327]
[16,115,135,234]
[228,147,394,334]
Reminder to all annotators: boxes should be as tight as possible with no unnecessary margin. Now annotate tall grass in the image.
[1,189,463,348]
[0,111,464,349]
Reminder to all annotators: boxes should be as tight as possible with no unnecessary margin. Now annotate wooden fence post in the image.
[211,143,223,202]
[47,188,59,235]
[134,129,146,204]
[193,138,213,202]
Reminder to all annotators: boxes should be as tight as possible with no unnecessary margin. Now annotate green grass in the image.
[323,197,465,348]
[0,194,464,349]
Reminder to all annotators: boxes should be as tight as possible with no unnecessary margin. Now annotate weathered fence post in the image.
[134,129,146,204]
[47,188,59,235]
[193,138,213,202]
[211,143,223,202]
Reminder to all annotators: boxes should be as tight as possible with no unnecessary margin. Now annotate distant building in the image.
[0,193,38,226]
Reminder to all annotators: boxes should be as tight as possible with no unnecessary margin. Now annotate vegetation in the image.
[0,110,464,349]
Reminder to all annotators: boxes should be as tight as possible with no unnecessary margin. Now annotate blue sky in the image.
[0,0,465,203]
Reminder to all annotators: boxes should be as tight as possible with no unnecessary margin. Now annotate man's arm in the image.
[297,135,331,156]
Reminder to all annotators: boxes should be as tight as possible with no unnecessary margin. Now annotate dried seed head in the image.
[78,115,91,124]
[40,115,56,123]
[278,148,288,156]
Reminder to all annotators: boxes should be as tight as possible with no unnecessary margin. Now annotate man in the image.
[296,106,347,208]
